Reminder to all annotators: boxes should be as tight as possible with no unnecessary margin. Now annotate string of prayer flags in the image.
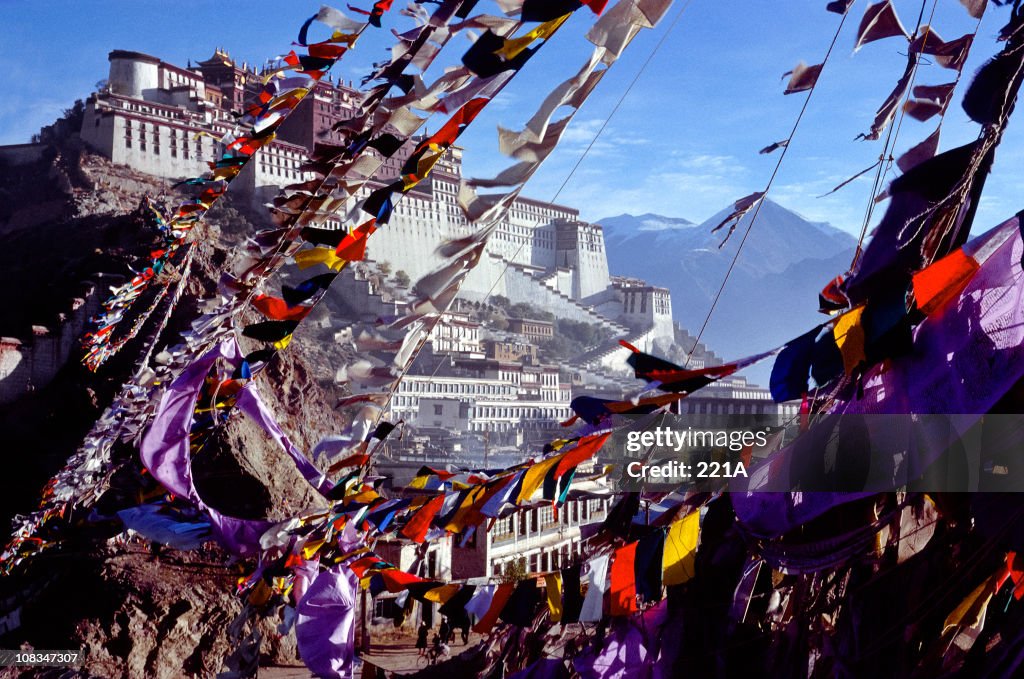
[562,394,683,427]
[83,4,368,370]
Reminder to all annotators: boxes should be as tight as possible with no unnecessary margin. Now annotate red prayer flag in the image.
[349,555,387,578]
[912,248,980,316]
[399,494,445,543]
[428,98,489,148]
[610,542,639,616]
[380,568,428,593]
[335,219,377,260]
[252,294,313,321]
[308,43,347,59]
[554,433,611,479]
[1004,551,1024,600]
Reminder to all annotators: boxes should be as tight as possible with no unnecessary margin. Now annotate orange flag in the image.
[554,432,611,479]
[399,494,445,543]
[335,219,377,260]
[610,542,639,616]
[252,294,313,321]
[912,248,980,316]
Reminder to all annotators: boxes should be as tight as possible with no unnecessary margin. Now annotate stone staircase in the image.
[501,259,629,336]
[572,326,665,371]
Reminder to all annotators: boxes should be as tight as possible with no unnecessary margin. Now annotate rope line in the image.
[684,7,853,365]
[370,0,699,430]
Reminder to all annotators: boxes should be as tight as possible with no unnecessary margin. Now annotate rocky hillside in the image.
[0,143,346,676]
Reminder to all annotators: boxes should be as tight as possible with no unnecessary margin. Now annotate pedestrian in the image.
[416,621,429,657]
[459,617,470,644]
[439,616,451,644]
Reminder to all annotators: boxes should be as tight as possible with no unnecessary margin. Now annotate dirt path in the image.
[260,628,483,677]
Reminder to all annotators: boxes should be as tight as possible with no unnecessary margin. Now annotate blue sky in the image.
[2,1,1021,235]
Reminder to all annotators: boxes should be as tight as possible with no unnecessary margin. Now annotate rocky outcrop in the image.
[0,147,341,676]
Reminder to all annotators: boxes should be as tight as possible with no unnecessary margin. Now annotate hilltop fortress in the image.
[72,49,689,368]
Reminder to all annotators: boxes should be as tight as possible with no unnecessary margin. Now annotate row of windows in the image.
[490,500,609,542]
[680,401,775,415]
[124,120,204,160]
[469,405,569,420]
[491,545,583,577]
[509,203,575,223]
[399,379,515,396]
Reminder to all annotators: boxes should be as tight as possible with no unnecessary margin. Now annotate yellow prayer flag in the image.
[445,485,488,533]
[516,454,563,503]
[294,246,347,271]
[662,511,700,586]
[943,572,1000,636]
[545,572,563,623]
[833,305,866,375]
[423,584,462,604]
[301,538,326,559]
[498,14,571,60]
[348,489,380,505]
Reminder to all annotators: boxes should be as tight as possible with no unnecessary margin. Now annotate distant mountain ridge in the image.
[598,199,857,385]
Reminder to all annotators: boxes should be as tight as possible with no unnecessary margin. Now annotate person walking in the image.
[416,621,429,657]
[439,616,451,645]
